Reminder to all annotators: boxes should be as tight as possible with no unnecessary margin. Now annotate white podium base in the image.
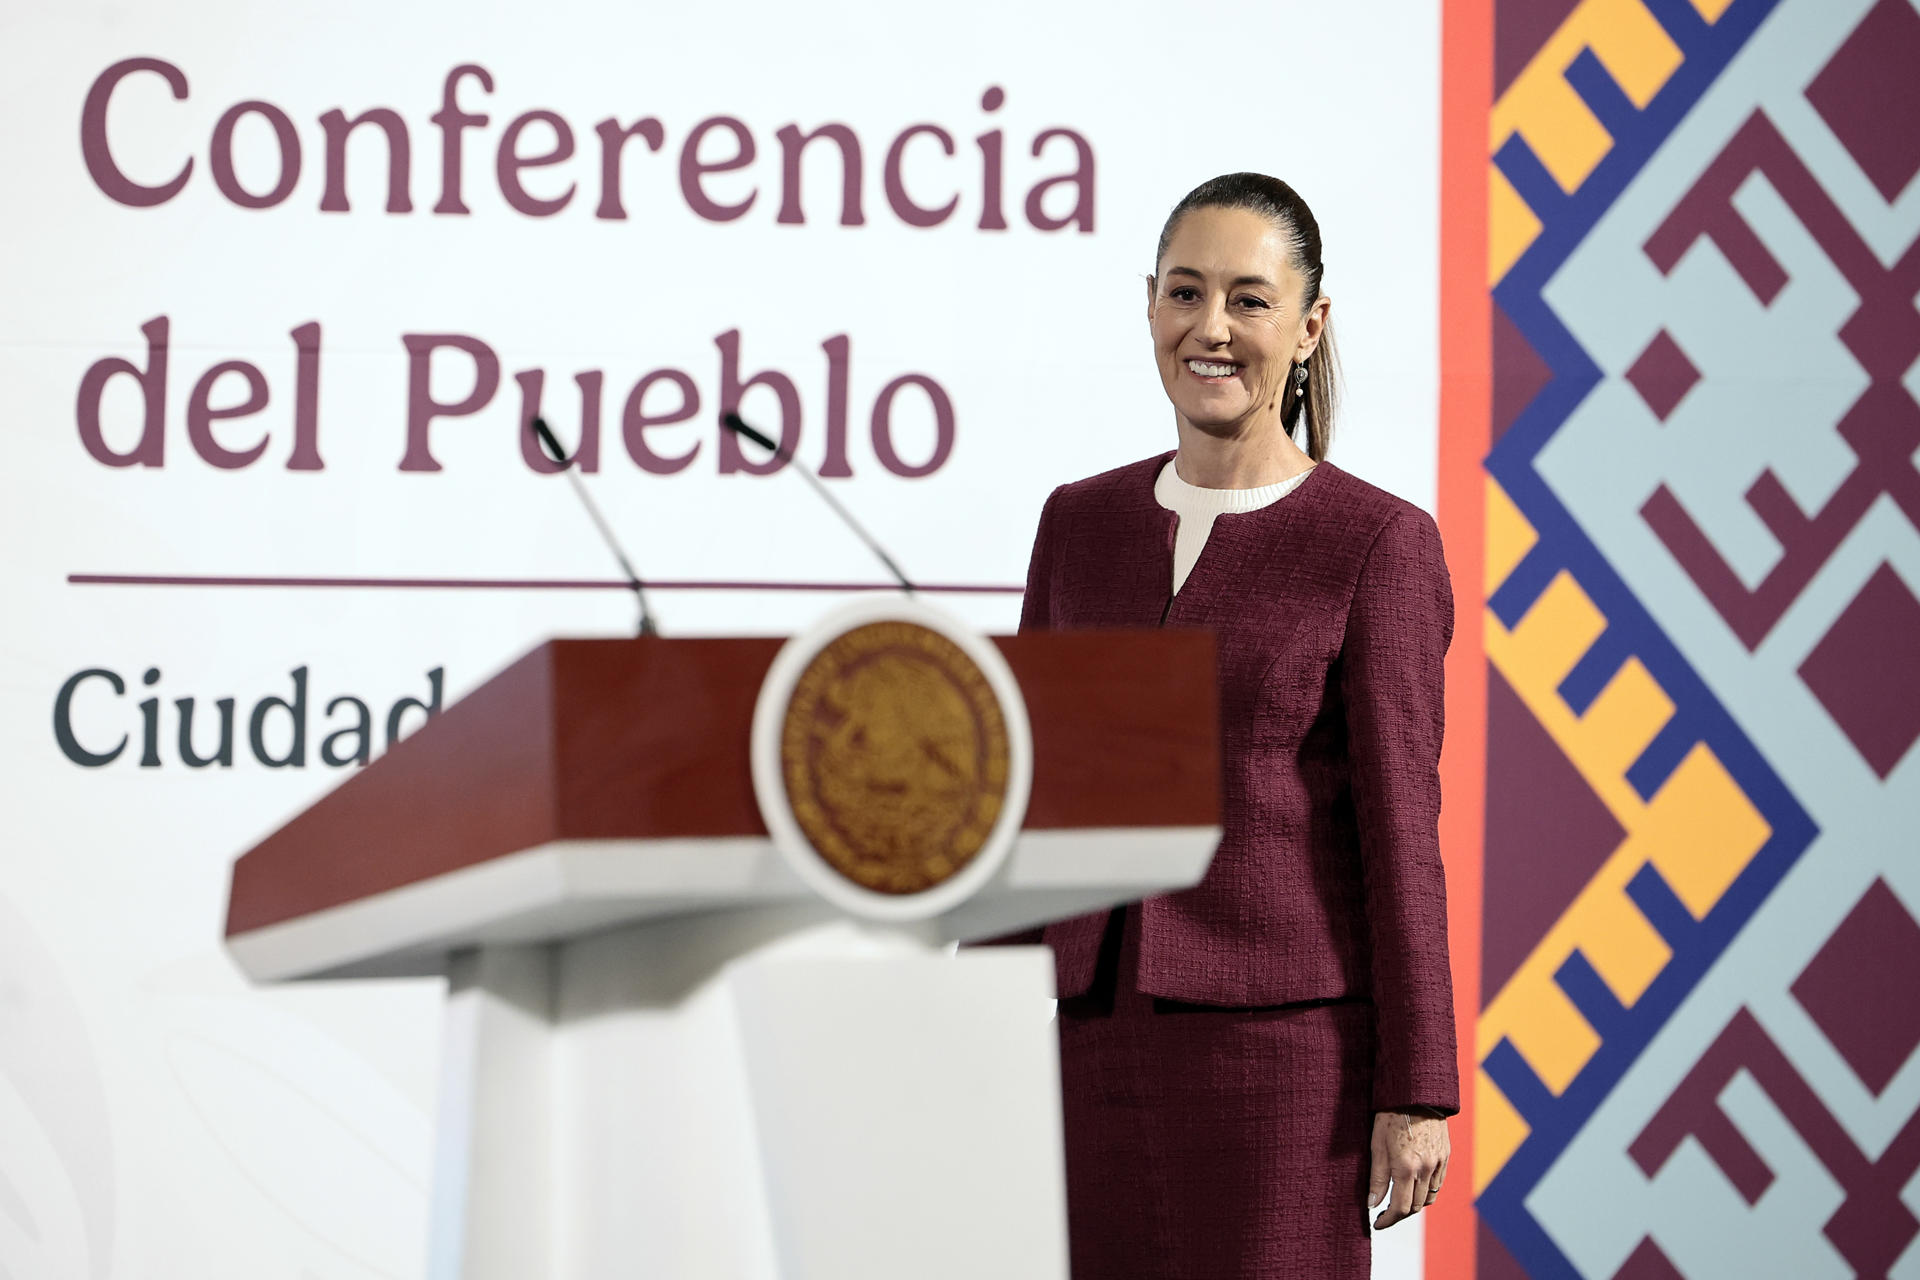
[427,907,1069,1279]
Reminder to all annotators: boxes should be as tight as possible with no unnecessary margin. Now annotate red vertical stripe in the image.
[1432,0,1492,1275]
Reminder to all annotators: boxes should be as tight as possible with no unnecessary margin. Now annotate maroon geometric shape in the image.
[1791,878,1920,1095]
[1493,299,1553,444]
[1477,1218,1533,1280]
[1632,1007,1920,1276]
[1625,329,1702,422]
[1798,564,1920,778]
[1613,1237,1685,1280]
[1495,0,1583,97]
[1838,288,1920,383]
[1826,1177,1913,1278]
[1806,0,1920,202]
[1482,664,1629,1001]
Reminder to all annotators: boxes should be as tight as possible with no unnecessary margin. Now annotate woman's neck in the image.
[1172,416,1316,489]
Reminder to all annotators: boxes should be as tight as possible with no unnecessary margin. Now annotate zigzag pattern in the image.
[1473,0,1820,1272]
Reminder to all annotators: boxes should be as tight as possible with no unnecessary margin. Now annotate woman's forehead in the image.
[1159,207,1297,281]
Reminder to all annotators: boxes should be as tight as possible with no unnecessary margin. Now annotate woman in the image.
[1022,173,1457,1278]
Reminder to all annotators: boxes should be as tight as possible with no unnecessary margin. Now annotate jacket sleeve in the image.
[968,486,1065,949]
[1340,506,1460,1116]
[1019,486,1064,633]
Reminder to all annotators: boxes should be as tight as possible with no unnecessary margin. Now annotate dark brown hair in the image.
[1154,173,1340,461]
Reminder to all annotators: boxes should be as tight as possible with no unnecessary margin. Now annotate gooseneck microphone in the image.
[530,417,659,636]
[722,411,917,597]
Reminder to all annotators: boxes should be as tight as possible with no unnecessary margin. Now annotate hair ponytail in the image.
[1283,319,1339,463]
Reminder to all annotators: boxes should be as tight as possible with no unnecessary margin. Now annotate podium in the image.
[225,609,1221,1279]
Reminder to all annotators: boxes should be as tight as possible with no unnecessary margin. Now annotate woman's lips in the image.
[1185,358,1241,382]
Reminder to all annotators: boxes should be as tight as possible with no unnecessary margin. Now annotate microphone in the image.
[530,417,659,636]
[722,412,916,597]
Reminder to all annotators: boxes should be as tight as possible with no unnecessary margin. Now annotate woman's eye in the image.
[1170,287,1199,301]
[1235,295,1270,309]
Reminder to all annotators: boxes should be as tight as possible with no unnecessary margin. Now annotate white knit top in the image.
[1154,458,1315,595]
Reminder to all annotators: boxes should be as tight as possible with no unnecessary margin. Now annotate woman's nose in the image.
[1196,296,1231,345]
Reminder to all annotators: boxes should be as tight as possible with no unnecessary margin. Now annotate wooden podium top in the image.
[227,631,1219,946]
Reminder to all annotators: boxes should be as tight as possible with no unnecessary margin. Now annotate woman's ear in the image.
[1145,274,1158,325]
[1297,293,1331,361]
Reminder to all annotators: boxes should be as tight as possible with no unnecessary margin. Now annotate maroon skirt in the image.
[1056,907,1375,1279]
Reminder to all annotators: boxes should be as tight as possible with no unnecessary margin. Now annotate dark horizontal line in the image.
[68,573,1024,595]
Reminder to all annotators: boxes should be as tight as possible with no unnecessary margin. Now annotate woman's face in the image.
[1148,206,1327,439]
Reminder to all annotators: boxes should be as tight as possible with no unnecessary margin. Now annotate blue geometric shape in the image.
[1496,133,1574,227]
[1626,712,1696,800]
[1642,0,1715,49]
[1565,47,1642,137]
[1626,861,1698,947]
[1556,948,1632,1039]
[1491,541,1566,628]
[1557,624,1633,715]
[1484,1038,1561,1126]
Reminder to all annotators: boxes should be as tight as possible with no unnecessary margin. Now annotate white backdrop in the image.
[0,1,1441,1275]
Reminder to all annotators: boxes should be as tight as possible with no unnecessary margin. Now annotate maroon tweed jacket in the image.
[1027,452,1459,1115]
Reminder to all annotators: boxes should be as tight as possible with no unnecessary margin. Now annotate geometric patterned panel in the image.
[1461,0,1920,1275]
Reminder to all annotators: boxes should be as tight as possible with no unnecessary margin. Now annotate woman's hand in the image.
[1368,1109,1449,1229]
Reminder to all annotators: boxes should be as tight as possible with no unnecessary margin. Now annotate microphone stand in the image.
[722,412,917,597]
[530,417,659,636]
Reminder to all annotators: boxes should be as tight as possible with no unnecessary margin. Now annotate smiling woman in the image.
[1005,173,1459,1280]
[1149,179,1341,469]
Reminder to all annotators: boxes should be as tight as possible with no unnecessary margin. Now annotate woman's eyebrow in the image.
[1164,266,1276,288]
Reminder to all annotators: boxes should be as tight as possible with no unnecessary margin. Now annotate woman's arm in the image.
[1339,505,1460,1116]
[1019,486,1065,634]
[1341,504,1459,1226]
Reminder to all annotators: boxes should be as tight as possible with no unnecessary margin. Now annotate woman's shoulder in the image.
[1303,463,1443,552]
[1304,465,1451,606]
[1044,452,1173,515]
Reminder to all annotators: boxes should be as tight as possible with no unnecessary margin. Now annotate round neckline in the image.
[1154,453,1326,520]
[1167,455,1318,493]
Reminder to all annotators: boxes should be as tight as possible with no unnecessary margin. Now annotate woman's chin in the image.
[1177,405,1260,438]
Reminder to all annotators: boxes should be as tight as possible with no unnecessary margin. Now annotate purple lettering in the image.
[80,58,192,207]
[775,123,863,226]
[883,125,957,227]
[716,329,796,474]
[680,116,757,222]
[76,316,168,468]
[976,86,1007,231]
[594,116,666,220]
[498,109,576,217]
[431,64,493,215]
[871,374,955,478]
[400,333,500,471]
[319,107,411,213]
[621,369,701,474]
[516,369,602,472]
[210,101,301,209]
[1026,128,1095,232]
[820,335,853,478]
[186,360,271,468]
[288,321,324,470]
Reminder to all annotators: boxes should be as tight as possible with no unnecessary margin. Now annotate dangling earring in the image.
[1293,363,1309,388]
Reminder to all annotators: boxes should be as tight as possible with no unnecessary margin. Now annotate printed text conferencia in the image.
[81,60,1097,230]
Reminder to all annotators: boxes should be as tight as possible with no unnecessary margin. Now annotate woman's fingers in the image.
[1369,1111,1451,1229]
[1374,1162,1428,1230]
[1368,1120,1392,1209]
